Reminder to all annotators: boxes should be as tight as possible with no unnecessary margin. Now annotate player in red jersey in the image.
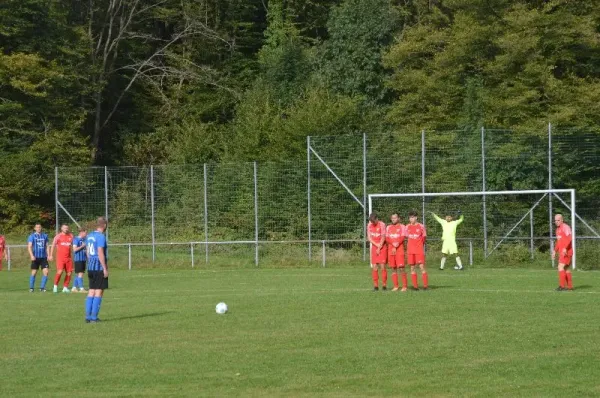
[406,210,428,290]
[552,214,573,291]
[386,213,407,292]
[50,224,74,294]
[0,234,7,270]
[367,212,387,291]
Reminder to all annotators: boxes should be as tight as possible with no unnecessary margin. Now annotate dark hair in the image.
[369,212,378,222]
[391,212,402,220]
[34,222,42,226]
[408,210,418,217]
[78,227,87,233]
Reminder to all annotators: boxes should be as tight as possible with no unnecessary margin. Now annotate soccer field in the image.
[1,268,599,397]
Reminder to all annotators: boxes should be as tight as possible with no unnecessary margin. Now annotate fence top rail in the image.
[370,189,575,198]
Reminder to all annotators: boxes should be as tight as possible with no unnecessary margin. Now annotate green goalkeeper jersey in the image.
[432,213,464,242]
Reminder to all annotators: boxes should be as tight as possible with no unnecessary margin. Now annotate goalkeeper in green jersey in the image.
[430,211,464,270]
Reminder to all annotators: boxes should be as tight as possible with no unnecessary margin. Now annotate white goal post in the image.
[368,189,577,269]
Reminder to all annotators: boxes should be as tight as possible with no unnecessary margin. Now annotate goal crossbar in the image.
[368,189,576,269]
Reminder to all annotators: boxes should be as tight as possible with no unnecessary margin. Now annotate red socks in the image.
[372,269,379,287]
[382,269,388,287]
[64,274,71,288]
[392,273,399,289]
[411,273,418,289]
[565,272,573,289]
[401,273,408,289]
[422,272,428,288]
[54,273,62,286]
[558,270,566,288]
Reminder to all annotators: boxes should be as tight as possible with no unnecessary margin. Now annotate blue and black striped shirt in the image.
[86,231,107,271]
[28,232,49,259]
[73,236,86,262]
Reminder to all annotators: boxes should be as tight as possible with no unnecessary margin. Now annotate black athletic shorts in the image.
[31,258,49,270]
[74,261,86,274]
[88,271,108,290]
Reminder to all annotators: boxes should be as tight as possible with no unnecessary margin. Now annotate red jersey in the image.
[368,221,386,245]
[406,223,426,254]
[0,235,5,253]
[53,233,73,259]
[555,223,573,255]
[386,224,406,248]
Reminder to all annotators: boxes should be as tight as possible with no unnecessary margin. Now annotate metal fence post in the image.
[150,165,155,263]
[530,211,534,259]
[548,122,554,267]
[191,243,194,268]
[421,130,426,225]
[363,133,367,261]
[104,166,109,241]
[469,240,473,266]
[203,163,209,264]
[254,161,259,267]
[481,127,487,257]
[7,246,11,271]
[55,167,59,234]
[128,244,132,270]
[322,240,326,267]
[307,136,312,262]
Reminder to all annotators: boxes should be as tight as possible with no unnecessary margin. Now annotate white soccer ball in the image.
[215,302,228,314]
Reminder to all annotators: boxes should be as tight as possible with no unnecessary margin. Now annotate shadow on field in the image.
[574,285,593,291]
[426,285,452,290]
[104,311,173,322]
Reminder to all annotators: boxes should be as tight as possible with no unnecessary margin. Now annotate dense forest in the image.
[2,0,600,231]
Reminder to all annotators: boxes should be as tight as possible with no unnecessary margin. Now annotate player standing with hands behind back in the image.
[85,217,109,323]
[28,223,50,292]
[553,214,574,291]
[367,212,387,291]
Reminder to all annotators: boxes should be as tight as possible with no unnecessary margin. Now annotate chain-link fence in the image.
[40,125,600,270]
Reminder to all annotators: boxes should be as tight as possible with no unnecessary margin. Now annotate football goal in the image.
[368,189,577,269]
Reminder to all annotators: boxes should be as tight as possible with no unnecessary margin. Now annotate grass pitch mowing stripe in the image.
[0,268,598,397]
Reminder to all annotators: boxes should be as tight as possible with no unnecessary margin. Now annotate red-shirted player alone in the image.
[406,210,428,290]
[50,224,74,294]
[386,213,407,291]
[553,214,574,291]
[0,234,7,271]
[367,212,387,291]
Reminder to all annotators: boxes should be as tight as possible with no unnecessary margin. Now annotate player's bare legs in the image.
[418,262,428,290]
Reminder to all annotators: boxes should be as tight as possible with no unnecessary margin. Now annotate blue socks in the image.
[73,277,82,289]
[85,297,94,320]
[78,277,84,289]
[91,297,102,321]
[29,275,35,289]
[40,276,48,289]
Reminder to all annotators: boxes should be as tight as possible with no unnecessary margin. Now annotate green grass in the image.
[1,267,599,397]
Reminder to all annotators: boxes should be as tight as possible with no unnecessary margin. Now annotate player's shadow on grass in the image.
[104,311,173,322]
[574,284,593,291]
[426,285,452,290]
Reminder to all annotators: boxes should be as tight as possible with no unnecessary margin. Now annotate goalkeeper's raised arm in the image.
[429,211,464,270]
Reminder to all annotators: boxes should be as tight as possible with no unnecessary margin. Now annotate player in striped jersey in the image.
[85,217,108,323]
[27,223,50,292]
[71,228,87,292]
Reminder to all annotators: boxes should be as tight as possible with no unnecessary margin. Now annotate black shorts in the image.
[75,261,86,273]
[88,271,108,290]
[31,258,49,270]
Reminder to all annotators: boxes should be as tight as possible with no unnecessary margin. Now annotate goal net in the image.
[368,189,577,269]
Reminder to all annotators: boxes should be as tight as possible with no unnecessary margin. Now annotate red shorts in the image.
[407,253,425,265]
[559,255,572,266]
[56,258,73,273]
[388,247,405,268]
[370,245,387,265]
